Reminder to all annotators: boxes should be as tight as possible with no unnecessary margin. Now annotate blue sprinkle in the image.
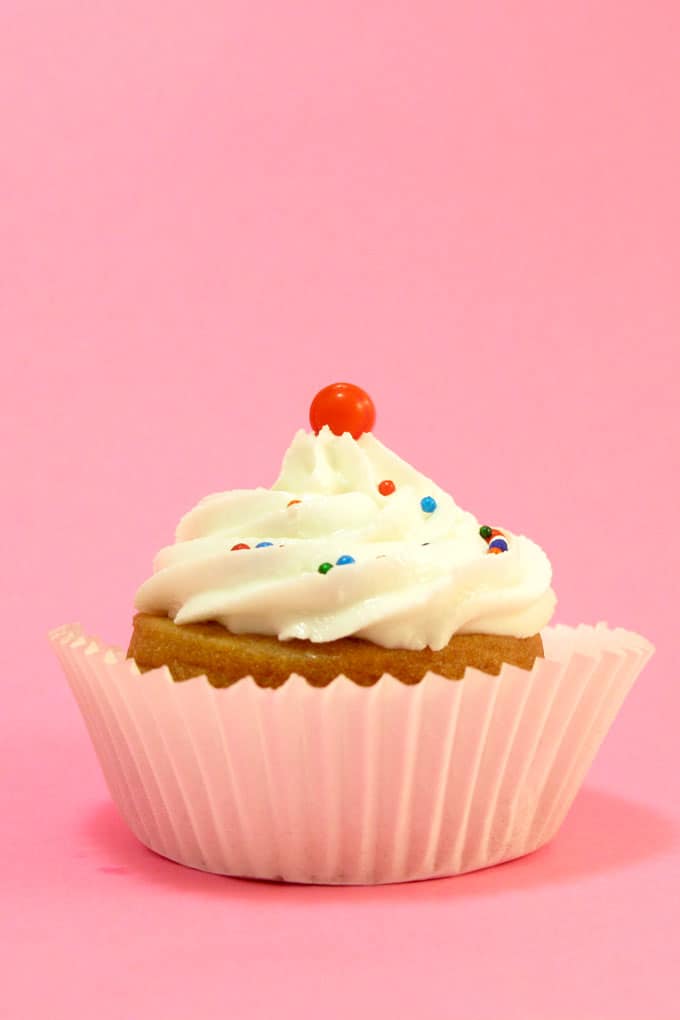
[489,537,508,552]
[420,496,437,514]
[336,554,356,566]
[255,541,274,548]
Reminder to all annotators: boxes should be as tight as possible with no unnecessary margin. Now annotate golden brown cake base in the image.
[128,612,544,688]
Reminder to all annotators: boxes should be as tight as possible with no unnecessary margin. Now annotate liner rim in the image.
[48,621,655,694]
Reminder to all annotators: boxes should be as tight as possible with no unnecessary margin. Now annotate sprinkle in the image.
[422,542,430,546]
[420,495,437,514]
[481,525,509,555]
[336,554,355,565]
[255,541,274,548]
[230,543,250,551]
[318,562,333,574]
[378,479,396,496]
[287,499,302,507]
[309,383,375,440]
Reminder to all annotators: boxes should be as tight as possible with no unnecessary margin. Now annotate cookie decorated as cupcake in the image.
[130,382,553,685]
[51,384,653,884]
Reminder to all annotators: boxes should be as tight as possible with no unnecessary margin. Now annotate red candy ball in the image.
[309,383,376,440]
[378,479,395,496]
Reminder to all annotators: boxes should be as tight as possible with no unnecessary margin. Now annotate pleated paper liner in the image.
[50,623,653,885]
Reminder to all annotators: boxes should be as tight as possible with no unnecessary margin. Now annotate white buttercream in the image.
[134,427,556,649]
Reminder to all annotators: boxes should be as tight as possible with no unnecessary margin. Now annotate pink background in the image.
[2,2,679,1018]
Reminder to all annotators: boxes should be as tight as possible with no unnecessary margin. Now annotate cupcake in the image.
[129,382,553,686]
[51,383,653,884]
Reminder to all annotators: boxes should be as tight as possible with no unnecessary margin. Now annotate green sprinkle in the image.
[479,525,492,540]
[318,562,333,574]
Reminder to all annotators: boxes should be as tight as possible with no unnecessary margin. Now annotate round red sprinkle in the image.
[378,479,396,496]
[230,543,250,551]
[309,383,375,439]
[287,499,302,507]
[490,528,504,538]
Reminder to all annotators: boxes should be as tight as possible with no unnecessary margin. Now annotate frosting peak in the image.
[274,427,444,500]
[135,427,556,650]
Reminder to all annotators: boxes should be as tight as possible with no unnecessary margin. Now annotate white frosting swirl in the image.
[134,427,556,650]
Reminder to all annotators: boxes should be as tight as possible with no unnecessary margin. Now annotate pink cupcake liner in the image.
[50,623,653,885]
